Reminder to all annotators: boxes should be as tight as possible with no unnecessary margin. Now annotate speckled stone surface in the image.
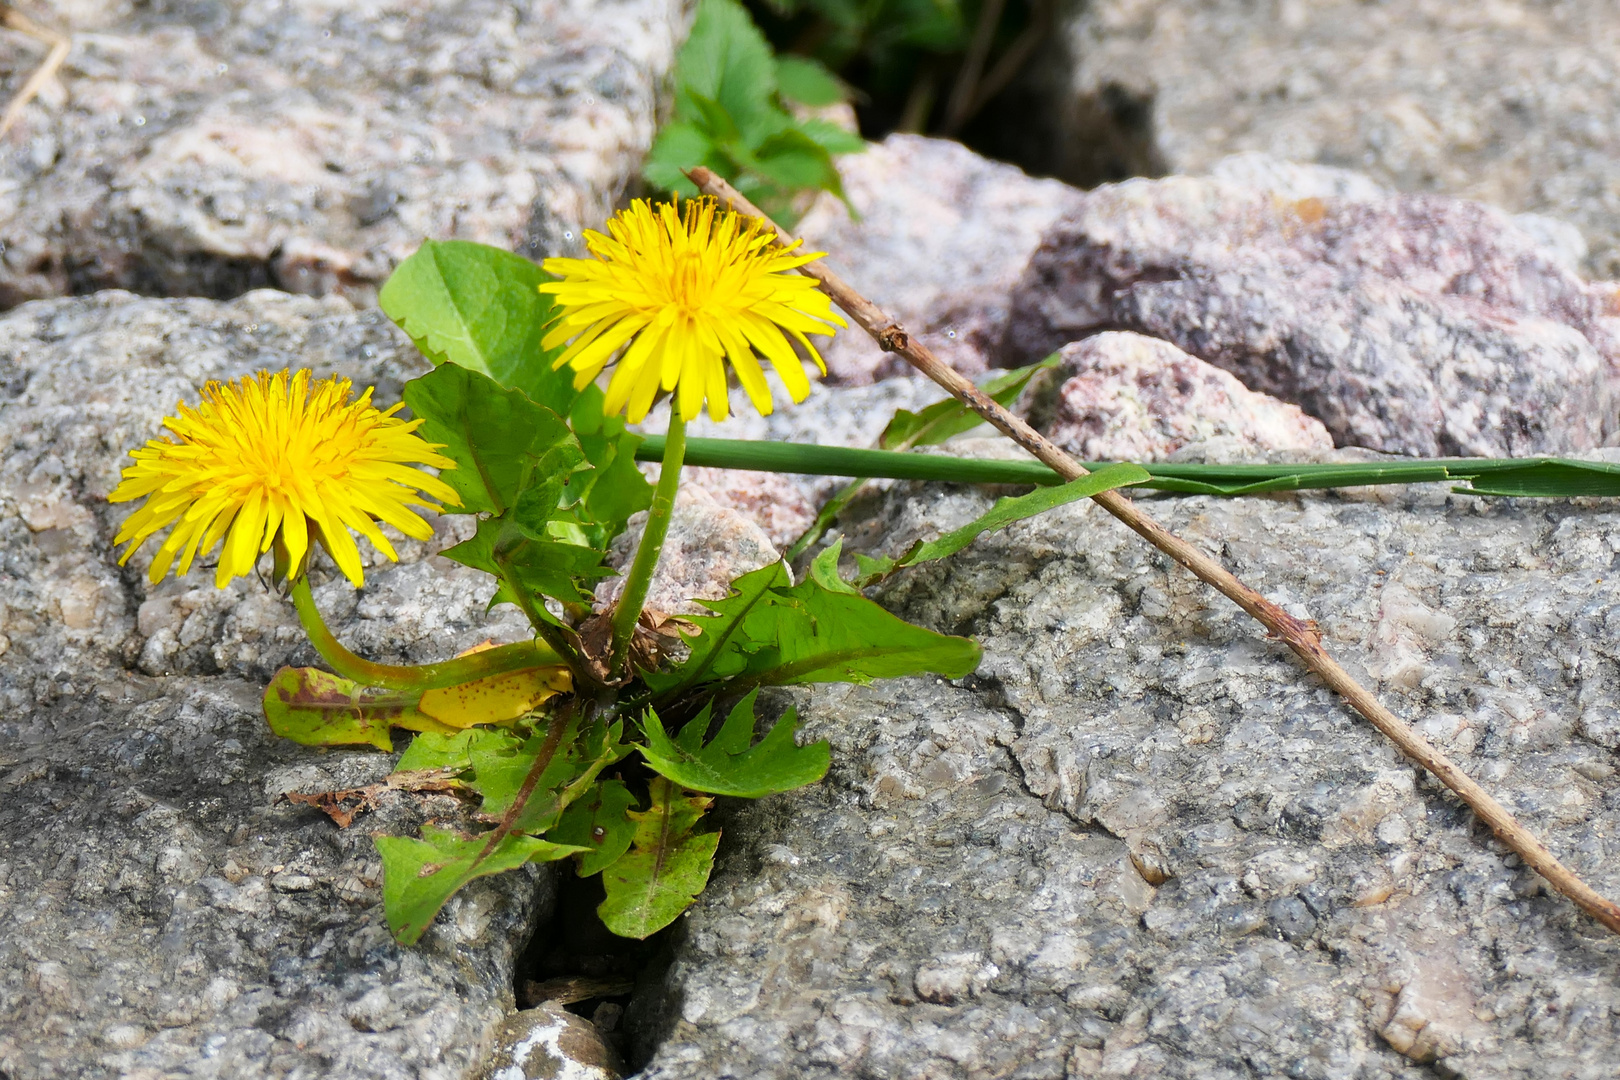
[631,471,1620,1079]
[794,134,1082,385]
[0,292,549,1079]
[1037,0,1620,279]
[1023,332,1333,462]
[0,0,683,309]
[1004,158,1620,457]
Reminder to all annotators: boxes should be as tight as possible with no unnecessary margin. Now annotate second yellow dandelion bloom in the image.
[539,197,846,423]
[109,369,460,588]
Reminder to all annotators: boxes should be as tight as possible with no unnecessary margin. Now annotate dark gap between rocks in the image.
[515,868,678,1072]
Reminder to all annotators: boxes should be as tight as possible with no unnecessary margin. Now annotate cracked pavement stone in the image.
[0,291,554,1079]
[631,468,1620,1079]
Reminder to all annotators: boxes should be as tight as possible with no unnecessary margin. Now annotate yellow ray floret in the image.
[109,369,460,589]
[539,196,846,423]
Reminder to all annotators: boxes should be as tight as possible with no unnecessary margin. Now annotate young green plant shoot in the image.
[108,201,986,946]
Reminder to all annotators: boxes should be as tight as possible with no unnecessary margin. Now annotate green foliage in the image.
[263,667,451,750]
[379,239,577,411]
[597,777,722,939]
[403,363,585,519]
[644,0,863,224]
[641,690,831,798]
[647,560,982,697]
[880,354,1060,450]
[278,234,1035,952]
[549,779,639,876]
[846,462,1151,586]
[378,826,585,945]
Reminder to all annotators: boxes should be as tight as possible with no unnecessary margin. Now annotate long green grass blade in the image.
[634,436,1620,499]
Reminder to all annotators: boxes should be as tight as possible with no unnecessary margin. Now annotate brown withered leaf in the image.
[577,607,699,684]
[281,767,466,828]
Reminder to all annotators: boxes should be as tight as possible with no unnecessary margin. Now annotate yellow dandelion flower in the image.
[539,197,846,423]
[109,369,460,589]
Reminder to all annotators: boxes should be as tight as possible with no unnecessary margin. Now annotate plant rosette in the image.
[108,202,1084,946]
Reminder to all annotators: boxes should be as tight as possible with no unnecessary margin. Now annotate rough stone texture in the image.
[595,494,781,618]
[633,469,1620,1079]
[0,292,554,1079]
[1004,159,1620,457]
[1023,332,1333,462]
[678,468,817,552]
[793,134,1083,384]
[1037,0,1620,278]
[0,0,682,309]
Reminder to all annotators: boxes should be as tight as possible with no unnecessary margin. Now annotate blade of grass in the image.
[636,437,1620,499]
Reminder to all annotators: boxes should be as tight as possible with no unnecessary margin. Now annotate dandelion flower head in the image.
[539,197,846,423]
[110,369,459,588]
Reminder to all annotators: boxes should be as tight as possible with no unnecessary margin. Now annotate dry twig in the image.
[688,165,1620,937]
[0,4,70,140]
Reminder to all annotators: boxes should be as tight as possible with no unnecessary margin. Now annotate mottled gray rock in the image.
[1023,332,1332,461]
[0,292,551,1079]
[1036,0,1620,278]
[1005,162,1620,456]
[633,471,1620,1078]
[794,134,1083,384]
[0,0,682,309]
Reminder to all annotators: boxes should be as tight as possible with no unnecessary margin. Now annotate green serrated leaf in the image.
[378,239,575,411]
[794,117,865,156]
[643,122,716,196]
[547,778,638,876]
[442,515,611,617]
[677,0,781,146]
[468,717,629,834]
[394,729,486,773]
[569,386,655,542]
[262,667,451,750]
[597,777,719,939]
[775,55,846,106]
[647,561,982,695]
[881,354,1061,450]
[402,364,585,518]
[378,825,585,945]
[852,463,1151,587]
[640,690,830,798]
[809,537,859,595]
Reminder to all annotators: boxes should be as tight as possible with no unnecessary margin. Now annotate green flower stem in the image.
[610,412,687,680]
[635,436,1620,499]
[288,575,565,691]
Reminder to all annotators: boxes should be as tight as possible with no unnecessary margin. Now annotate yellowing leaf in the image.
[418,666,572,728]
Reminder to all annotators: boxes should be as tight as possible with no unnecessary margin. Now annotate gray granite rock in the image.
[0,0,682,309]
[1023,332,1333,462]
[793,134,1083,384]
[1035,0,1620,278]
[1004,161,1620,457]
[632,470,1620,1078]
[0,292,553,1078]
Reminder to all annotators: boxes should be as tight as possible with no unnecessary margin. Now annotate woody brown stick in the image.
[687,165,1620,936]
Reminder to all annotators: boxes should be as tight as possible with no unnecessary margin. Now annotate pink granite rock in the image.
[1026,332,1333,461]
[595,489,781,617]
[795,134,1082,384]
[1004,159,1620,457]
